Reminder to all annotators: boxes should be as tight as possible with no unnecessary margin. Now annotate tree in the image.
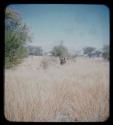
[27,46,43,56]
[94,50,102,57]
[35,46,43,56]
[51,42,69,57]
[5,7,31,68]
[83,47,96,57]
[102,45,109,60]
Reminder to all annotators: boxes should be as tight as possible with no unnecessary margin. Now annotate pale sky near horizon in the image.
[8,4,110,54]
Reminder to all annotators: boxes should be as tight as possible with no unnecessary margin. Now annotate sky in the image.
[8,4,110,54]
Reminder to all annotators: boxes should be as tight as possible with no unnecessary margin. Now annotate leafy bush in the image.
[102,45,109,60]
[51,43,69,58]
[27,46,43,56]
[5,7,31,68]
[83,47,96,57]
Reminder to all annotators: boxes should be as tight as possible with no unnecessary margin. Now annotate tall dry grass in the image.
[5,56,109,122]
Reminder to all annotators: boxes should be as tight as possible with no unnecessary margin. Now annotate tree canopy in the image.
[51,42,69,57]
[27,46,43,56]
[5,7,31,68]
[83,47,96,57]
[102,45,109,60]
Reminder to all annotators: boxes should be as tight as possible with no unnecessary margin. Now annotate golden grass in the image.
[4,56,109,122]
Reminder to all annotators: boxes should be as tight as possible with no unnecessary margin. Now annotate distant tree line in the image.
[83,45,109,60]
[83,47,102,57]
[102,45,109,60]
[5,7,109,69]
[26,44,109,61]
[27,46,43,56]
[50,43,109,61]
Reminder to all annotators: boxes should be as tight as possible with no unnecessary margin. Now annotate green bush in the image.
[51,43,69,57]
[5,7,31,68]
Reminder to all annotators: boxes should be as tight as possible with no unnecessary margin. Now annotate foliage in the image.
[93,50,103,57]
[5,7,31,68]
[102,45,109,60]
[27,46,43,56]
[51,43,69,57]
[83,47,96,57]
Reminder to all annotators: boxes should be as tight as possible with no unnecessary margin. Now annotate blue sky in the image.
[8,4,109,53]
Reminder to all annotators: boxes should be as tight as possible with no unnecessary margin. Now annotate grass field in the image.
[4,56,109,122]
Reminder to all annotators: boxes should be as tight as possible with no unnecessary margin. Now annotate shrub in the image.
[102,45,109,60]
[83,47,96,57]
[27,46,43,56]
[5,7,31,68]
[51,43,69,58]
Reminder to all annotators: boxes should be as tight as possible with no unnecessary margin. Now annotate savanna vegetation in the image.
[5,7,109,122]
[5,7,31,68]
